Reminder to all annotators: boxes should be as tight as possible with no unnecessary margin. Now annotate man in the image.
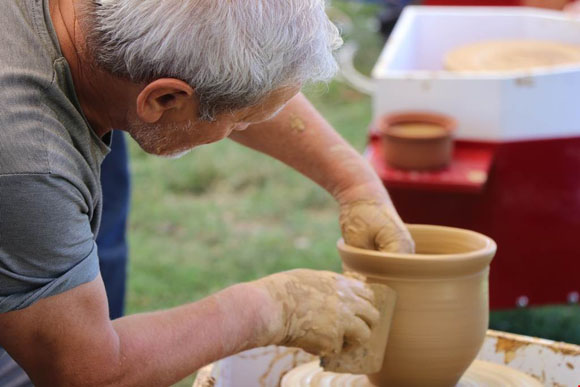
[0,0,413,385]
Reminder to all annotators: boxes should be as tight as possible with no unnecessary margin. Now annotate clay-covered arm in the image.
[0,270,377,386]
[229,93,414,253]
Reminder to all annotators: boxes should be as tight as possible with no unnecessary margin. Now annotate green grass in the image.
[125,2,580,385]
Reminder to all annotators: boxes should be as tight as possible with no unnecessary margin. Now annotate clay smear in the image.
[495,337,529,364]
[281,361,372,386]
[283,359,542,386]
[289,114,306,132]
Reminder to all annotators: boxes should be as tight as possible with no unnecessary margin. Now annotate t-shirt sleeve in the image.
[0,174,100,313]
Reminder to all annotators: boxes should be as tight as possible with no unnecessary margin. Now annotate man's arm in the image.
[0,275,270,386]
[0,270,377,387]
[229,93,414,252]
[230,93,382,205]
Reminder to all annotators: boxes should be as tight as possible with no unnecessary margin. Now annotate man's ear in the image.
[136,79,196,123]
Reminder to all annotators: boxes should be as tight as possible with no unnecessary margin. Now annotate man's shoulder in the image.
[0,104,52,176]
[0,90,67,176]
[0,0,57,78]
[0,0,62,175]
[0,61,100,180]
[0,105,100,192]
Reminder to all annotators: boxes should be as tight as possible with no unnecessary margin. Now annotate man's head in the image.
[86,0,342,156]
[127,83,301,158]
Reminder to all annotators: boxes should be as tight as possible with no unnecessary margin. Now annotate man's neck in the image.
[48,0,138,137]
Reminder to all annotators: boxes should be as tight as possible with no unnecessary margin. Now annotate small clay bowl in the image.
[379,112,456,171]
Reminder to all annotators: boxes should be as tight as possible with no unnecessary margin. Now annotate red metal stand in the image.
[368,135,580,309]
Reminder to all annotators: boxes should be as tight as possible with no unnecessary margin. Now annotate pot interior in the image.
[411,225,490,255]
[338,225,497,277]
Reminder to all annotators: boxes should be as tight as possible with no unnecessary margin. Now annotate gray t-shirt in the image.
[0,0,110,313]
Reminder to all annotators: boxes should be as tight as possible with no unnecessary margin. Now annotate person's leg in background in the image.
[98,130,131,320]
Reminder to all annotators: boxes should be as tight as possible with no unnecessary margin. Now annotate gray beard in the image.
[127,119,194,159]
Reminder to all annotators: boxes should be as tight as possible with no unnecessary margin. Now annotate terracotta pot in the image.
[338,225,496,387]
[379,112,456,171]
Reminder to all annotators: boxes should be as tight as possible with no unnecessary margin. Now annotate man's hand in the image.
[339,199,414,253]
[336,183,415,254]
[251,269,379,357]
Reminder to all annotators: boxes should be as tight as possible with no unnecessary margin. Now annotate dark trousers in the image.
[97,130,130,320]
[0,131,131,384]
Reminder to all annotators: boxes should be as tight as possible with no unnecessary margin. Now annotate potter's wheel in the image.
[281,360,542,387]
[445,40,580,72]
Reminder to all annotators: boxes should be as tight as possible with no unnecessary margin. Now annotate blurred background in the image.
[123,1,580,385]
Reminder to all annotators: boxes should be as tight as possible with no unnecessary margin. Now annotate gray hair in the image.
[87,0,342,120]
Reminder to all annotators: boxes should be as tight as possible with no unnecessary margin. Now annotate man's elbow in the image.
[38,341,130,387]
[46,357,126,387]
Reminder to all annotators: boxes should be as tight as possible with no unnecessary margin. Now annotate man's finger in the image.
[376,227,415,254]
[350,299,380,328]
[343,316,372,344]
[349,282,375,303]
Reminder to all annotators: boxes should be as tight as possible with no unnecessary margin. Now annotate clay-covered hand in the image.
[251,269,379,357]
[339,199,415,254]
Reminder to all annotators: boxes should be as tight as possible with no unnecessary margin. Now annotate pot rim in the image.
[378,111,457,142]
[337,224,497,264]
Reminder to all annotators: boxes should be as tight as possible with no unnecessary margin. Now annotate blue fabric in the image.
[0,352,32,387]
[97,130,130,320]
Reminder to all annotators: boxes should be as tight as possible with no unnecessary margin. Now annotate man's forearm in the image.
[229,93,390,205]
[0,277,274,387]
[109,282,272,386]
[229,93,414,252]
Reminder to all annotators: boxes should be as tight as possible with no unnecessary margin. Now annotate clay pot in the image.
[379,112,456,170]
[338,225,496,387]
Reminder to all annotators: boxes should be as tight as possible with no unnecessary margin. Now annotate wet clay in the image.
[339,200,414,254]
[290,114,307,132]
[283,362,371,386]
[281,359,542,387]
[252,347,312,387]
[445,40,580,72]
[456,360,542,387]
[257,269,380,358]
[320,283,397,375]
[338,225,497,387]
